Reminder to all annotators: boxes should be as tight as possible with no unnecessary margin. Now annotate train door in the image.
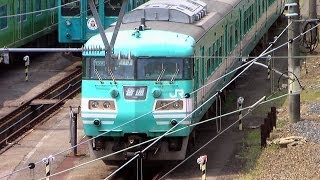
[48,0,56,25]
[14,0,32,43]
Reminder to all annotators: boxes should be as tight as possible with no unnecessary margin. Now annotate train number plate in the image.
[123,86,148,100]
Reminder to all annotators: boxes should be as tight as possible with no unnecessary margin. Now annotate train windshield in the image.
[84,57,192,80]
[61,0,80,16]
[137,57,192,80]
[86,57,134,80]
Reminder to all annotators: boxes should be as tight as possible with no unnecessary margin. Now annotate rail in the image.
[0,68,82,152]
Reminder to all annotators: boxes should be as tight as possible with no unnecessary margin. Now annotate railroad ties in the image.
[0,68,82,152]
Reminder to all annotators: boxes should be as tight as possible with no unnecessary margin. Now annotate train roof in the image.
[105,0,241,40]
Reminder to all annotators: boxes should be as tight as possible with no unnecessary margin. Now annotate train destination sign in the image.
[123,86,148,100]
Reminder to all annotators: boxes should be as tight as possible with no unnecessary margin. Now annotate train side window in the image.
[229,25,233,52]
[35,0,42,16]
[219,36,223,64]
[17,0,27,22]
[61,0,80,16]
[235,20,239,45]
[17,1,21,22]
[50,0,56,8]
[105,0,122,16]
[207,47,211,76]
[22,0,27,21]
[0,5,7,30]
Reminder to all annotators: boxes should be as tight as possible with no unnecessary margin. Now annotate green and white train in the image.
[0,0,58,64]
[81,0,284,161]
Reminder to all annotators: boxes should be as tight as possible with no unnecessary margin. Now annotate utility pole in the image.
[287,1,301,123]
[309,0,317,19]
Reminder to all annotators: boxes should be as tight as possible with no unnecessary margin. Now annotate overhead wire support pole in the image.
[309,0,317,19]
[286,1,301,123]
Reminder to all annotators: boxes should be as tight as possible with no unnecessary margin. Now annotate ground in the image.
[226,15,320,180]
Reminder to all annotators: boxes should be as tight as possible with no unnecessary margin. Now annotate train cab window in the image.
[0,5,7,30]
[35,0,42,16]
[105,0,122,16]
[86,57,135,80]
[61,0,80,16]
[137,58,192,80]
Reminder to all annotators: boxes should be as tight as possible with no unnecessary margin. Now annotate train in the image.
[81,0,285,162]
[0,0,58,64]
[58,0,148,44]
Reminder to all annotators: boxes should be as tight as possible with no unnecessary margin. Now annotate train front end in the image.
[81,29,195,161]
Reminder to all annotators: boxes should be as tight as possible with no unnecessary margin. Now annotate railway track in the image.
[0,67,82,152]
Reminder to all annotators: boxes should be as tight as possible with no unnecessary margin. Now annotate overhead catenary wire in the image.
[103,22,294,179]
[0,0,112,49]
[0,0,80,18]
[158,94,290,179]
[0,18,293,179]
[40,92,291,180]
[6,11,318,180]
[17,13,320,180]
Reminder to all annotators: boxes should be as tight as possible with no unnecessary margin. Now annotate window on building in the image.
[0,5,7,29]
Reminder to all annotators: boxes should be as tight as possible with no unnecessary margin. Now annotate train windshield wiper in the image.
[94,68,104,84]
[156,63,165,84]
[108,67,117,84]
[170,63,179,84]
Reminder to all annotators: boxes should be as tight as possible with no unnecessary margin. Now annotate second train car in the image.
[81,0,284,162]
[0,0,58,64]
[58,0,148,44]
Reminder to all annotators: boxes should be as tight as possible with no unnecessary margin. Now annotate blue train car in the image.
[58,0,147,44]
[81,0,284,161]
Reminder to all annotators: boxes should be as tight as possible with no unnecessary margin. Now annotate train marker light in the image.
[110,89,119,98]
[65,20,71,26]
[152,89,162,98]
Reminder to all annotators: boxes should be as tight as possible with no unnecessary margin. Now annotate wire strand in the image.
[3,12,315,180]
[158,93,289,179]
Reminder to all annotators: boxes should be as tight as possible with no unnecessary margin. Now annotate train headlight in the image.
[65,20,71,26]
[88,100,116,110]
[155,100,183,111]
[103,101,111,108]
[91,101,99,108]
[173,102,181,109]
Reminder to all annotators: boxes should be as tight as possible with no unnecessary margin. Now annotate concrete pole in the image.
[287,1,301,123]
[309,0,317,19]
